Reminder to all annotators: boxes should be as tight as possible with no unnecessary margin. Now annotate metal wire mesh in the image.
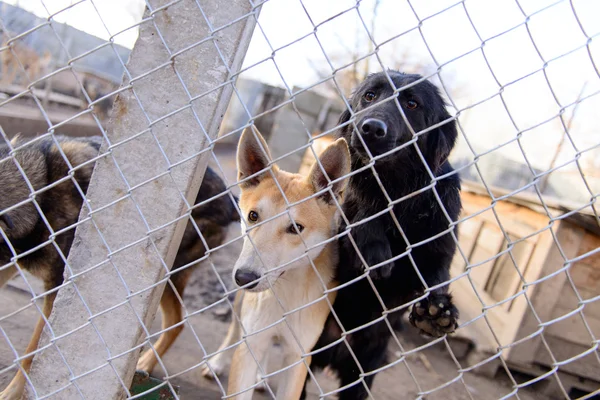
[0,0,599,399]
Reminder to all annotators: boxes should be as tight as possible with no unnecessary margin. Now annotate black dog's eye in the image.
[363,91,376,102]
[406,100,418,110]
[248,211,259,222]
[287,223,304,234]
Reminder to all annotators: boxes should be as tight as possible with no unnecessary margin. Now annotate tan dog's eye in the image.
[363,91,376,102]
[286,223,304,234]
[248,211,259,222]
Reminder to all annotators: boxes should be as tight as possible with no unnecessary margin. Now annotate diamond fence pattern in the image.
[0,0,598,399]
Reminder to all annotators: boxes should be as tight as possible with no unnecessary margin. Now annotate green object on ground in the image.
[129,370,179,399]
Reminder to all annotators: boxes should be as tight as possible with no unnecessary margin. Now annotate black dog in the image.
[304,71,461,399]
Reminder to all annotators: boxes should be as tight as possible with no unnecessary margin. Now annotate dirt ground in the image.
[0,234,549,400]
[0,145,550,399]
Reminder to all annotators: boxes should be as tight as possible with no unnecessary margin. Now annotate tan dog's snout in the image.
[231,240,267,290]
[234,269,260,289]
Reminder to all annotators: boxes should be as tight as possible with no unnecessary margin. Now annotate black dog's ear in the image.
[337,108,352,129]
[339,108,351,124]
[335,108,353,142]
[423,118,457,173]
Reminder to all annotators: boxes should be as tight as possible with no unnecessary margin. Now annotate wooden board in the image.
[577,231,600,267]
[570,261,600,294]
[461,192,551,235]
[451,192,556,354]
[546,305,600,347]
[486,238,534,311]
[508,222,585,365]
[0,82,86,108]
[556,282,600,320]
[468,223,505,289]
[498,227,557,352]
[451,218,482,275]
[449,276,505,352]
[534,335,600,382]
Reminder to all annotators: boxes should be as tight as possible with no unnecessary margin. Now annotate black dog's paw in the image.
[409,293,458,337]
[360,241,394,279]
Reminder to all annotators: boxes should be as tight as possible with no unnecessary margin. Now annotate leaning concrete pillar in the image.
[27,1,258,398]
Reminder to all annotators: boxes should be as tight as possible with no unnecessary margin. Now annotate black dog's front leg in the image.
[409,292,459,336]
[348,218,394,279]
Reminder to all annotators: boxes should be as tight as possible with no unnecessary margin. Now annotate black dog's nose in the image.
[234,269,260,289]
[361,119,387,138]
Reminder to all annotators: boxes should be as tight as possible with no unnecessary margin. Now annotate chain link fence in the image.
[0,0,599,399]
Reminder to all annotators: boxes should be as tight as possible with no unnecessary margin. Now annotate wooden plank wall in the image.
[450,192,557,355]
[538,231,600,380]
[457,197,600,382]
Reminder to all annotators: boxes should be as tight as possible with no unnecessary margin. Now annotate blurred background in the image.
[2,0,599,203]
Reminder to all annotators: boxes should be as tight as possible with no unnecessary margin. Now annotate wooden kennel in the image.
[451,184,600,396]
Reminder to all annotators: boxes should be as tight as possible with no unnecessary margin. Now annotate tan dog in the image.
[212,128,350,399]
[1,38,51,86]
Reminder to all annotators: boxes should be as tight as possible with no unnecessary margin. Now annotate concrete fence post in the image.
[26,1,258,398]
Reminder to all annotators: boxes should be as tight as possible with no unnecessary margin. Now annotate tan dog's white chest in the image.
[240,266,333,350]
[229,265,336,400]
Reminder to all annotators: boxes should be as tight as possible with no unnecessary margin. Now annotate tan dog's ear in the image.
[237,127,273,187]
[309,138,350,203]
